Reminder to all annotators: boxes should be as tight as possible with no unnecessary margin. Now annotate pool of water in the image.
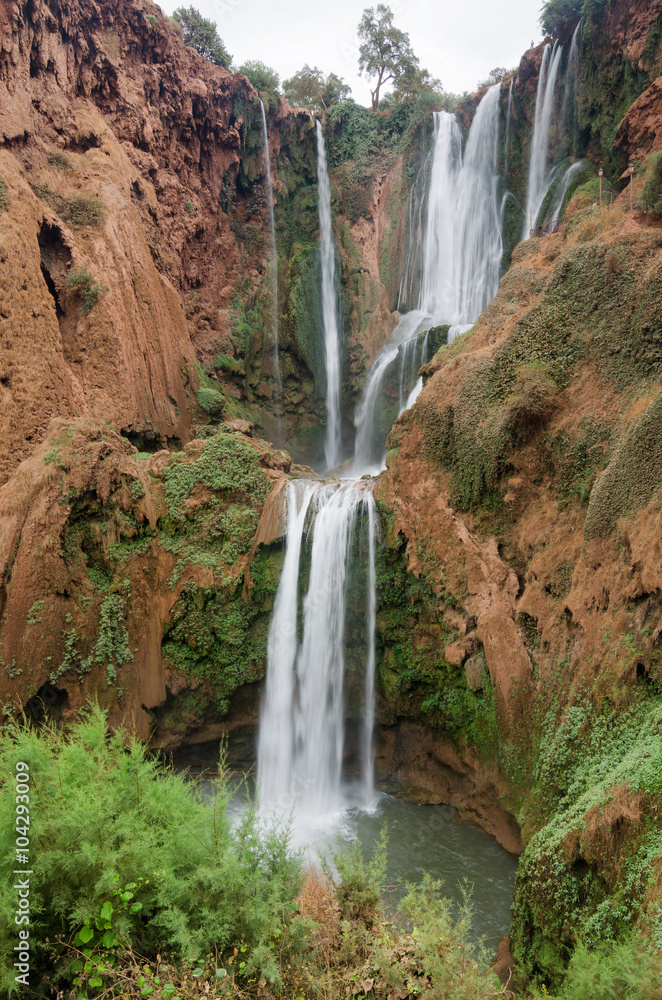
[194,773,518,946]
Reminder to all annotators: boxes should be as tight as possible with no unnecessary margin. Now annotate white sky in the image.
[157,0,544,101]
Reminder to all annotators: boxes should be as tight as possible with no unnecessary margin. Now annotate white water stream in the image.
[260,101,282,427]
[316,121,342,471]
[353,84,504,472]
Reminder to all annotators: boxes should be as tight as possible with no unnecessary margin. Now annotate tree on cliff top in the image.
[172,6,231,69]
[540,0,583,38]
[283,65,352,112]
[358,4,419,112]
[239,59,280,94]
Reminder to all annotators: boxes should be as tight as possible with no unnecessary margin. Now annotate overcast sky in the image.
[158,0,544,102]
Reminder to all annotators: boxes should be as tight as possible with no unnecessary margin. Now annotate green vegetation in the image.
[643,151,662,211]
[65,264,107,314]
[0,709,302,996]
[283,65,351,111]
[0,177,7,213]
[540,0,584,37]
[358,4,420,111]
[172,6,231,68]
[511,699,662,987]
[33,185,106,227]
[47,150,74,171]
[238,59,280,94]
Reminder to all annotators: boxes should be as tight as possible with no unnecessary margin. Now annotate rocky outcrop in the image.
[0,419,289,741]
[376,206,662,985]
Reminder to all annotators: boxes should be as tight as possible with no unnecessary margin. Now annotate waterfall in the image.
[523,42,564,238]
[353,86,504,473]
[260,101,282,421]
[256,481,315,809]
[257,480,378,824]
[316,121,342,471]
[561,21,582,159]
[361,492,377,808]
[504,78,514,175]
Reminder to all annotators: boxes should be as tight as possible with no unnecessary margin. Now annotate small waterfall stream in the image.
[523,42,564,237]
[316,121,342,472]
[259,102,282,422]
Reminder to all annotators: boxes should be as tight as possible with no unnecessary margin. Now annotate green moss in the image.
[512,699,662,987]
[160,545,283,712]
[584,393,662,539]
[94,593,134,686]
[163,434,269,522]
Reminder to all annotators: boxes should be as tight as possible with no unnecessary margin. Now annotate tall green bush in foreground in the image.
[0,709,302,995]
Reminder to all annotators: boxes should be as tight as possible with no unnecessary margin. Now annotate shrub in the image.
[0,709,302,995]
[64,264,107,314]
[145,13,156,25]
[33,185,106,228]
[560,938,662,999]
[0,177,7,213]
[184,199,195,215]
[47,151,74,172]
[643,151,662,211]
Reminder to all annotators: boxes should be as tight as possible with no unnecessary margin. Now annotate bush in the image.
[560,938,662,999]
[172,6,231,68]
[47,151,74,172]
[0,709,302,995]
[643,151,662,211]
[33,185,106,228]
[0,177,7,213]
[65,264,107,314]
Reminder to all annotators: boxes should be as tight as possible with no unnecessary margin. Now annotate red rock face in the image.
[0,0,279,487]
[615,75,662,156]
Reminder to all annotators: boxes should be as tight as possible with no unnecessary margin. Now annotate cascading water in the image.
[504,78,514,176]
[316,121,342,471]
[257,479,378,827]
[522,42,564,237]
[260,101,282,420]
[561,20,582,159]
[353,84,504,472]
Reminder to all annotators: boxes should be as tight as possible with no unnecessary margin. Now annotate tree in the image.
[283,65,352,112]
[393,65,442,105]
[476,67,508,90]
[540,0,583,38]
[239,60,280,94]
[358,4,419,112]
[172,6,231,69]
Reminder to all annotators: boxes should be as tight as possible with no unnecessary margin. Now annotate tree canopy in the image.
[540,0,583,38]
[239,59,280,94]
[358,4,419,112]
[172,6,231,69]
[283,65,352,111]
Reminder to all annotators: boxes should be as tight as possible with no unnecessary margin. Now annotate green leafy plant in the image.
[0,177,8,213]
[68,878,148,996]
[65,264,107,314]
[0,708,302,995]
